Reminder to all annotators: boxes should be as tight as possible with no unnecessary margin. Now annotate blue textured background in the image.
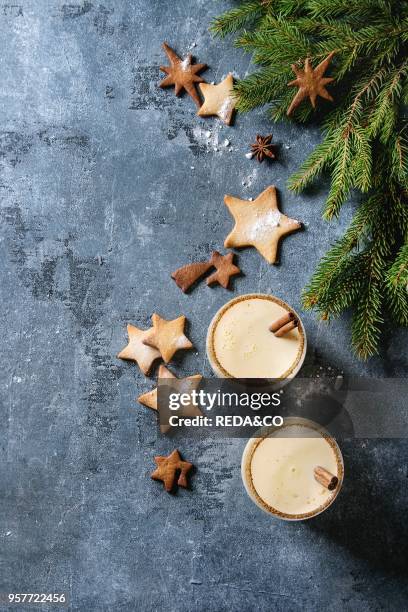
[0,1,407,610]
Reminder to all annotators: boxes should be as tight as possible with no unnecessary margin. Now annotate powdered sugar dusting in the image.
[218,96,234,122]
[247,209,281,241]
[241,168,257,188]
[192,126,231,154]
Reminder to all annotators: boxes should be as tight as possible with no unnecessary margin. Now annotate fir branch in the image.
[385,242,408,325]
[288,131,337,192]
[324,134,353,219]
[307,0,395,20]
[390,128,408,186]
[351,256,384,359]
[350,127,372,193]
[210,1,264,37]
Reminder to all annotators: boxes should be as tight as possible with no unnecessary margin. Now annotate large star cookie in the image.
[151,449,194,493]
[224,186,302,264]
[197,74,236,125]
[159,42,207,108]
[287,52,335,116]
[117,323,161,375]
[142,313,193,363]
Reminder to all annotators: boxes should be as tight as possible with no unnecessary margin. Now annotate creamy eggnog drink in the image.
[206,294,306,379]
[242,420,344,520]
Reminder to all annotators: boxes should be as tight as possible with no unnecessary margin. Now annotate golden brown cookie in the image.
[138,365,202,434]
[138,365,201,409]
[206,251,241,289]
[224,186,302,264]
[151,449,194,493]
[197,74,236,125]
[171,251,241,292]
[159,42,207,108]
[138,364,176,410]
[142,313,193,363]
[287,52,335,116]
[117,324,161,375]
[171,261,213,293]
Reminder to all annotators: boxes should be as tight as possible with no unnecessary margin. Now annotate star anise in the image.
[250,134,277,163]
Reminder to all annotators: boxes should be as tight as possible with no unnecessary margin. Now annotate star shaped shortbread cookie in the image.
[138,365,201,411]
[117,324,161,375]
[224,186,302,264]
[142,313,193,363]
[138,365,178,411]
[138,365,202,434]
[197,74,236,125]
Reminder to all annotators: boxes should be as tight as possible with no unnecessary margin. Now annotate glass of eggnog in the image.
[206,293,306,380]
[241,418,344,520]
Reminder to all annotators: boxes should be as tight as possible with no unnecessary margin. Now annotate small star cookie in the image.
[151,449,194,493]
[206,251,241,288]
[159,42,207,108]
[142,313,193,363]
[224,185,302,264]
[117,324,161,375]
[197,74,236,125]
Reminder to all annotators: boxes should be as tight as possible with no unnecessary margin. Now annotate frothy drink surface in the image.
[212,297,303,378]
[250,425,339,516]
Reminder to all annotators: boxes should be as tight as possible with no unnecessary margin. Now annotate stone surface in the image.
[0,1,407,610]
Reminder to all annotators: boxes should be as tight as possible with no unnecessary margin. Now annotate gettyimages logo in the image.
[168,388,281,411]
[157,377,408,439]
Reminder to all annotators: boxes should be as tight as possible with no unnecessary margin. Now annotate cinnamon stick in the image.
[314,466,338,491]
[274,319,298,337]
[269,312,294,333]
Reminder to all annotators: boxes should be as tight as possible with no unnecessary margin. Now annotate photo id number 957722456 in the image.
[0,593,68,606]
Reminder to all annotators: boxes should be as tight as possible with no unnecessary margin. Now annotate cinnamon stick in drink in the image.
[274,319,298,337]
[314,466,338,491]
[269,312,294,333]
